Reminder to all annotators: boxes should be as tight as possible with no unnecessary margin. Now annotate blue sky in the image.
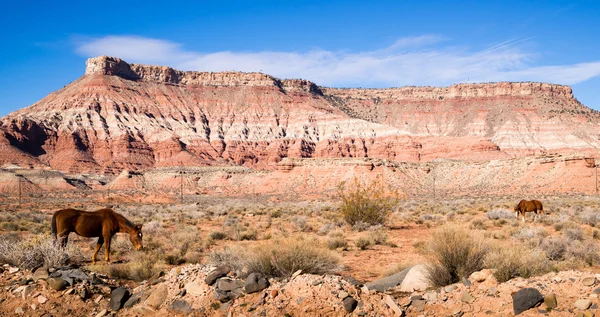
[1,0,599,117]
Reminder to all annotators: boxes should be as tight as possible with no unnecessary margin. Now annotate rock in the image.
[33,267,49,281]
[338,291,349,299]
[15,307,24,314]
[79,288,89,300]
[400,265,430,292]
[9,267,19,274]
[412,299,426,312]
[123,292,143,308]
[147,271,164,285]
[544,293,557,309]
[461,292,475,304]
[311,279,323,286]
[385,295,404,317]
[270,290,278,298]
[469,270,490,283]
[244,273,270,294]
[343,296,358,313]
[461,276,472,286]
[145,284,168,309]
[365,266,411,292]
[133,305,156,315]
[291,270,303,279]
[217,278,244,292]
[444,284,458,293]
[204,266,230,285]
[37,295,48,304]
[184,281,206,296]
[576,312,595,317]
[582,277,596,286]
[594,287,600,294]
[95,309,108,317]
[47,277,68,291]
[95,295,103,303]
[343,275,363,287]
[214,278,244,302]
[574,299,592,310]
[170,300,193,315]
[423,291,438,303]
[512,288,544,315]
[110,287,130,311]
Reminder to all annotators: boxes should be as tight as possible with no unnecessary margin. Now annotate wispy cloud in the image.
[75,35,600,87]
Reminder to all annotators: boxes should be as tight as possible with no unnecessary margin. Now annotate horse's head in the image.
[129,224,143,251]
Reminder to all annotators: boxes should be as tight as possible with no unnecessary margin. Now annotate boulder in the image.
[110,288,130,311]
[214,278,244,302]
[512,288,544,315]
[364,266,411,292]
[204,266,230,285]
[145,284,168,309]
[574,299,592,310]
[184,281,207,296]
[342,296,358,313]
[400,265,430,292]
[245,273,270,294]
[123,292,144,308]
[47,277,68,291]
[169,300,193,315]
[32,267,49,281]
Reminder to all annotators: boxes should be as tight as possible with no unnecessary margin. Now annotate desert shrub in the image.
[292,216,311,232]
[486,242,550,282]
[239,230,258,241]
[368,229,388,245]
[579,211,600,227]
[593,229,600,240]
[566,240,600,266]
[511,228,547,240]
[209,239,339,278]
[0,235,80,270]
[327,236,348,250]
[487,209,514,220]
[210,231,228,240]
[102,252,165,281]
[553,221,579,232]
[355,237,373,250]
[540,237,568,261]
[337,176,398,226]
[425,226,488,287]
[470,220,488,230]
[563,227,584,241]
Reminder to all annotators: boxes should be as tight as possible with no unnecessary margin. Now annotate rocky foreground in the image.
[2,263,600,316]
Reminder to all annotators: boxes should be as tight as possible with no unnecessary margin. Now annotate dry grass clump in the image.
[368,229,388,245]
[337,176,398,227]
[209,238,340,278]
[486,242,550,283]
[91,252,166,281]
[425,226,488,287]
[487,209,514,220]
[0,235,80,270]
[355,237,373,250]
[327,236,348,250]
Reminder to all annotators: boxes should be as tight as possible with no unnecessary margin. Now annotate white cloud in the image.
[75,35,600,87]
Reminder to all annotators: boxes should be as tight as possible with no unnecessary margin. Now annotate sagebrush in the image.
[337,176,398,226]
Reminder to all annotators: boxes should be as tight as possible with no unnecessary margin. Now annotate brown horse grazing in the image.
[51,208,143,264]
[514,200,544,223]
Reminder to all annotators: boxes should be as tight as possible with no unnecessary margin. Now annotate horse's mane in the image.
[110,210,136,230]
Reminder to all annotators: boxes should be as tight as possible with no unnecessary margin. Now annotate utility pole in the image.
[180,162,184,204]
[596,165,598,195]
[18,175,22,206]
[432,165,436,200]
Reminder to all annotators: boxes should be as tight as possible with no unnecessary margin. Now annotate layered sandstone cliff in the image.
[1,56,599,175]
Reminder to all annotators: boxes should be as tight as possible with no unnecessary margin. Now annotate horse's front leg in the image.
[103,234,112,263]
[92,237,104,264]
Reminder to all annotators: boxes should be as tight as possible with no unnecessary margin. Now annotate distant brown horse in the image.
[514,200,544,223]
[51,208,143,263]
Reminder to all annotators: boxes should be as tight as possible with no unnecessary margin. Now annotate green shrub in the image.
[337,176,398,226]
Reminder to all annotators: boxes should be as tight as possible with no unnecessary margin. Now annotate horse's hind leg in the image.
[103,234,112,263]
[92,237,104,264]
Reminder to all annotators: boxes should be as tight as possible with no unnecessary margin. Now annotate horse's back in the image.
[54,208,115,238]
[533,200,543,210]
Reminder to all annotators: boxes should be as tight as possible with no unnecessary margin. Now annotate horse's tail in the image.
[51,210,59,240]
